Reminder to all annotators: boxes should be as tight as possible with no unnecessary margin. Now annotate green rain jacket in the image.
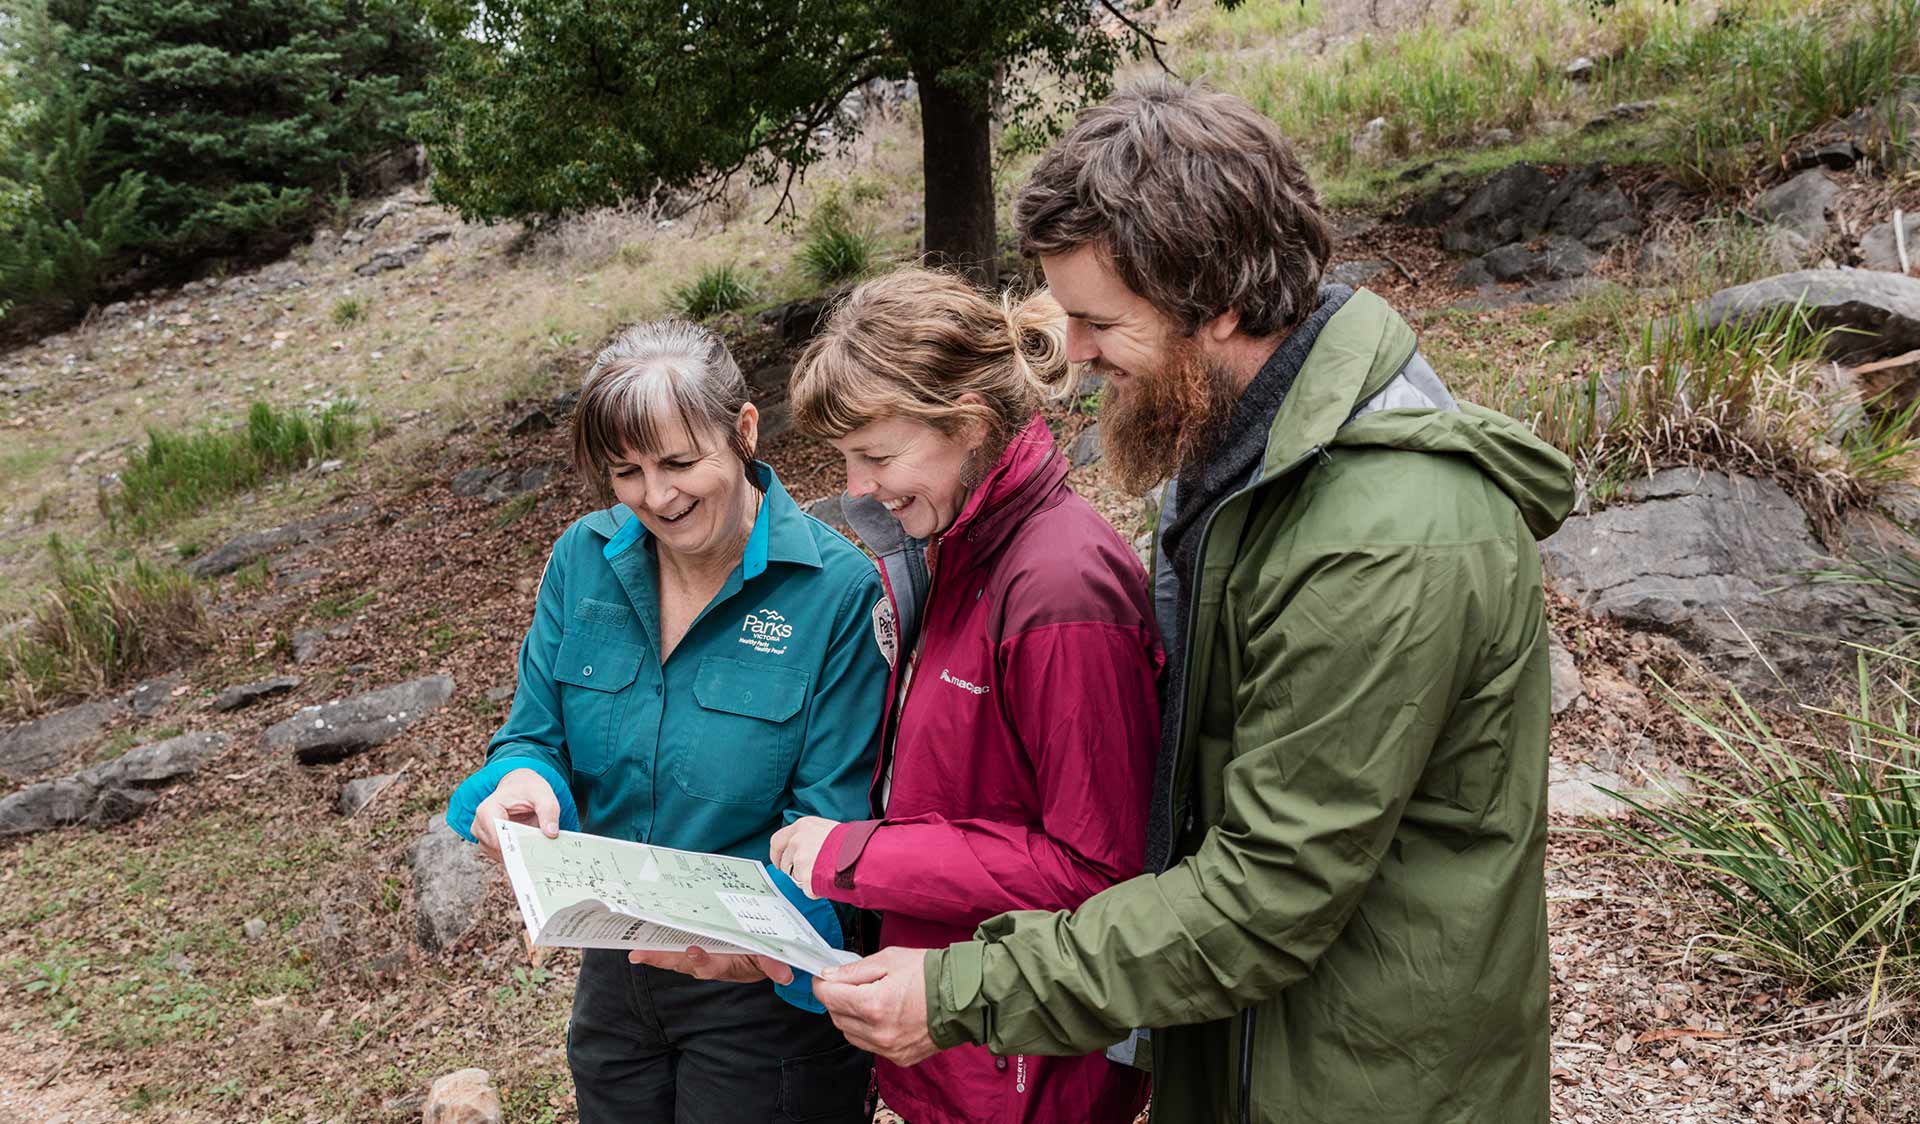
[922,290,1576,1124]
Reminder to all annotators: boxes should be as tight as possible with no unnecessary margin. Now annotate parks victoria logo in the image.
[739,608,794,655]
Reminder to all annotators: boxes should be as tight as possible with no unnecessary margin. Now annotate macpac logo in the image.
[739,609,794,655]
[939,668,989,696]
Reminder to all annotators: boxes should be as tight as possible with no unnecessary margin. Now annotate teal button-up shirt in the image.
[484,464,887,862]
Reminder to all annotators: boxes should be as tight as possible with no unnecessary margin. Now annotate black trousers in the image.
[568,949,872,1124]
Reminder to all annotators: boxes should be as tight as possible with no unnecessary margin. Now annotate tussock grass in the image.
[1502,300,1918,516]
[798,211,880,288]
[0,537,208,717]
[1610,652,1920,1012]
[670,263,757,318]
[329,296,365,325]
[108,401,366,537]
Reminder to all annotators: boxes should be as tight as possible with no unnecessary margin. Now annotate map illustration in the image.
[494,821,856,976]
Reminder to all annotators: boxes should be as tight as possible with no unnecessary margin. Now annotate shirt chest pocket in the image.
[552,631,644,777]
[673,656,810,805]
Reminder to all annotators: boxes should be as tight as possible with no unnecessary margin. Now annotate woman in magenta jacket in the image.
[769,267,1161,1124]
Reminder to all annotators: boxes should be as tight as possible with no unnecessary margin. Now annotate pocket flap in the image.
[553,632,643,692]
[693,656,807,722]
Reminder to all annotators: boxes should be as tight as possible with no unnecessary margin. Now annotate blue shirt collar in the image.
[595,462,820,576]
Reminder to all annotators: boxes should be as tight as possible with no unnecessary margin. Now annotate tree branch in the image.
[1098,1,1179,79]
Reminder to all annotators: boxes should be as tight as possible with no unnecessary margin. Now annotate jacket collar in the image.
[585,461,822,578]
[1257,288,1418,480]
[938,414,1068,570]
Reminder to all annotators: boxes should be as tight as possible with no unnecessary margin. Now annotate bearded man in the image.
[813,78,1576,1124]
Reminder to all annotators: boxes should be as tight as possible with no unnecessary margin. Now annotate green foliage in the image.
[109,400,367,535]
[0,537,209,717]
[412,1,1208,235]
[796,190,880,287]
[331,296,367,325]
[670,263,756,319]
[1611,653,1920,1005]
[4,0,433,287]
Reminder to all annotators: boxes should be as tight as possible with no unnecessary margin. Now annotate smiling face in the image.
[1043,244,1241,492]
[608,407,760,567]
[828,414,987,540]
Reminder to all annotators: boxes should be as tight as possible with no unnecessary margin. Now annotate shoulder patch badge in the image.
[871,596,898,668]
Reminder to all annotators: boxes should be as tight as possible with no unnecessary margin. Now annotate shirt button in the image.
[994,1056,1007,1071]
[653,684,662,696]
[581,665,593,677]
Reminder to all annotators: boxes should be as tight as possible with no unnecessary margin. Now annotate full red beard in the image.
[1097,332,1240,495]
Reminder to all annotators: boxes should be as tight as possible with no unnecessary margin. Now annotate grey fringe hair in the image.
[570,320,755,494]
[1014,76,1332,337]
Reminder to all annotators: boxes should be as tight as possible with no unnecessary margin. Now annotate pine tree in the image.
[40,0,435,256]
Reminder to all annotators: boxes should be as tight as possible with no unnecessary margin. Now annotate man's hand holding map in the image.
[492,820,858,977]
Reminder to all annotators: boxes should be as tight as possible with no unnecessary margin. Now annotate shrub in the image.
[670,264,756,319]
[1611,653,1920,1008]
[108,401,367,535]
[797,195,880,288]
[0,537,209,717]
[330,296,366,325]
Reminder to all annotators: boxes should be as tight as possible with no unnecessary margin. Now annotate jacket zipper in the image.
[1159,447,1322,870]
[1161,449,1321,1124]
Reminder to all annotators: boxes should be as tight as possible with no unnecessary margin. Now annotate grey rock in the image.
[483,684,515,703]
[1755,171,1841,242]
[186,504,375,578]
[1442,163,1556,255]
[408,814,493,951]
[1403,184,1470,228]
[1549,749,1691,819]
[756,295,835,344]
[1581,100,1657,133]
[1481,244,1539,283]
[164,951,195,974]
[212,675,302,712]
[417,226,455,246]
[337,773,398,816]
[1540,469,1895,693]
[757,398,794,441]
[802,493,851,534]
[1068,425,1104,469]
[0,699,118,781]
[1530,165,1639,248]
[1453,257,1497,290]
[80,731,225,790]
[290,628,327,665]
[1478,240,1594,286]
[1327,260,1389,288]
[118,676,180,719]
[505,408,552,436]
[243,917,269,941]
[515,465,553,495]
[1478,127,1516,147]
[1635,239,1682,277]
[1858,213,1920,273]
[0,777,98,836]
[451,465,507,498]
[1695,269,1920,362]
[1548,637,1584,716]
[1565,56,1594,81]
[262,675,456,764]
[0,731,226,836]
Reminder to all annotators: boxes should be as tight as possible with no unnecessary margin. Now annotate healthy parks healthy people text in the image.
[810,79,1577,1124]
[442,321,886,1123]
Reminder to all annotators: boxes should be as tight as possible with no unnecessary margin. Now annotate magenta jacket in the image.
[812,416,1161,1124]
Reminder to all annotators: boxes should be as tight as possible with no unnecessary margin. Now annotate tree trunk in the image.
[915,69,997,287]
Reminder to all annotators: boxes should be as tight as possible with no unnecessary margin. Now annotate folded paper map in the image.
[493,820,857,976]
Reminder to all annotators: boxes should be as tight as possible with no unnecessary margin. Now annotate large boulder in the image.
[1441,163,1638,256]
[408,815,494,951]
[1540,469,1893,693]
[261,675,455,764]
[1694,269,1920,363]
[0,731,227,836]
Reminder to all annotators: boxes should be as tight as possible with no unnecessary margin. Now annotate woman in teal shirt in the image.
[445,320,886,1123]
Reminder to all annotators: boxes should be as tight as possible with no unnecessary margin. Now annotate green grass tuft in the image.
[330,296,366,325]
[669,264,756,319]
[108,401,366,536]
[0,537,209,718]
